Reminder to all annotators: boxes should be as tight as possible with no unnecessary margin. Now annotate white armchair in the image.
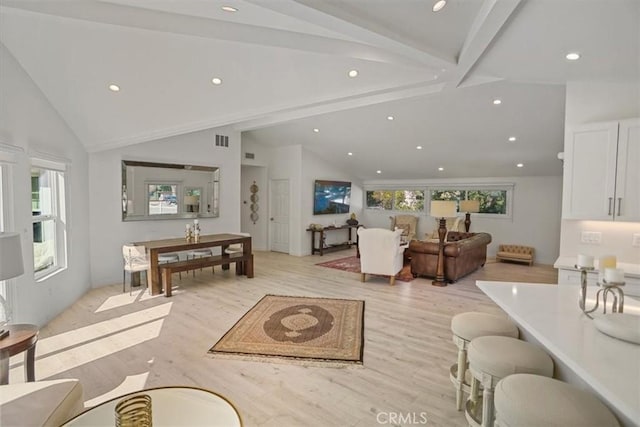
[357,228,405,285]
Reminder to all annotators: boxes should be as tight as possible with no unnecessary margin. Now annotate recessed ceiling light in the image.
[211,77,223,85]
[416,146,423,150]
[432,0,447,12]
[493,99,502,105]
[387,116,394,121]
[347,152,353,156]
[313,128,319,133]
[566,52,581,61]
[517,163,524,168]
[438,167,444,171]
[376,170,382,174]
[508,136,517,142]
[108,84,120,92]
[348,69,359,78]
[221,6,238,12]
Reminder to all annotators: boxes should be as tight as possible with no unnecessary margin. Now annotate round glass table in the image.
[62,386,242,426]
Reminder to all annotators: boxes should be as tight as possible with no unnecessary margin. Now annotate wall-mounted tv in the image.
[313,180,351,215]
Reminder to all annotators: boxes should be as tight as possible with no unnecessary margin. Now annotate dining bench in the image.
[159,253,253,297]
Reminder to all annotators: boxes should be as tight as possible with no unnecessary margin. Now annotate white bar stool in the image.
[466,336,554,427]
[450,312,519,411]
[494,374,620,427]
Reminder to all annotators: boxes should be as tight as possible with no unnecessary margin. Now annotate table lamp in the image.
[0,232,24,339]
[430,201,457,287]
[184,195,198,213]
[459,200,480,232]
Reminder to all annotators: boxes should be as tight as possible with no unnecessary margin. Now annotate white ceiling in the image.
[1,0,638,180]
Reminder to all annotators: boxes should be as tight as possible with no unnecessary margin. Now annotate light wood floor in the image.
[28,250,557,427]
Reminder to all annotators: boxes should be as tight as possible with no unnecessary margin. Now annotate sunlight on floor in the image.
[10,319,165,381]
[37,303,173,356]
[95,288,166,313]
[83,372,150,407]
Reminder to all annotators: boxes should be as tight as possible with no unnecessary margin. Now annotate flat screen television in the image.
[313,180,351,215]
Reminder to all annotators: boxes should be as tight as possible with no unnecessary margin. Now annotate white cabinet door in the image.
[563,122,618,220]
[614,119,640,221]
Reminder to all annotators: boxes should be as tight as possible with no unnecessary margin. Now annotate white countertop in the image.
[554,256,640,278]
[477,281,640,427]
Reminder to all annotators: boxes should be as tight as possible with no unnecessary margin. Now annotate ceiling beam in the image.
[0,1,429,68]
[247,0,453,69]
[445,0,523,89]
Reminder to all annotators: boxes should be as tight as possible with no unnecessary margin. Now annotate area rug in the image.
[316,256,414,282]
[209,295,365,367]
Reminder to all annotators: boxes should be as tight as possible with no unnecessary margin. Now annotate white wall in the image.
[301,149,363,254]
[240,165,268,251]
[0,44,91,326]
[361,176,563,265]
[560,81,640,263]
[89,127,241,286]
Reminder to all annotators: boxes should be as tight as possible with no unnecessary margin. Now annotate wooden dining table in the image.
[133,233,253,296]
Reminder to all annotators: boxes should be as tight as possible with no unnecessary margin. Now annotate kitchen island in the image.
[477,281,639,427]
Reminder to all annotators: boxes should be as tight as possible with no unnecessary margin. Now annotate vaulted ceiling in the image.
[1,0,638,179]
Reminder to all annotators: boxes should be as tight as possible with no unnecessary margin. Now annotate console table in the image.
[307,225,359,255]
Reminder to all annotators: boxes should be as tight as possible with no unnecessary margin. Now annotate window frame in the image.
[364,188,426,212]
[31,158,68,281]
[427,183,514,219]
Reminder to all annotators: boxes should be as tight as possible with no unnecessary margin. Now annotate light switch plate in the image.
[633,233,640,247]
[581,231,602,244]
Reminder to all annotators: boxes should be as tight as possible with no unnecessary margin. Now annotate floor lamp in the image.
[0,232,24,340]
[430,201,457,287]
[459,200,480,232]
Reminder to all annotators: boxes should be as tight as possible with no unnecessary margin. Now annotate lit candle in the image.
[604,268,624,284]
[577,254,594,268]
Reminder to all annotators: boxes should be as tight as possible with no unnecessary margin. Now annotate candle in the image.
[194,219,199,225]
[577,254,594,268]
[598,255,617,284]
[604,268,624,283]
[186,224,191,230]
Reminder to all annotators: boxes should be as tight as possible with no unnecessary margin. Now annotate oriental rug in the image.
[209,295,365,366]
[316,256,414,282]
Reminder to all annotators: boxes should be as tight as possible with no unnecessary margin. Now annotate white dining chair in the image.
[158,253,181,280]
[186,248,214,276]
[224,233,251,274]
[122,244,149,295]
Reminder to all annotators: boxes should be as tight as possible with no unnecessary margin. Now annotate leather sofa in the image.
[408,232,492,283]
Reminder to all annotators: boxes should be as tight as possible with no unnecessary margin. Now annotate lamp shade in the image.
[184,196,198,206]
[0,232,24,281]
[460,200,480,213]
[430,201,457,218]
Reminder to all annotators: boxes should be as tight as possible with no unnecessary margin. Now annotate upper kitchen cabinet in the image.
[563,118,640,221]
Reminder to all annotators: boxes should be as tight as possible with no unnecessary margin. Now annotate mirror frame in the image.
[121,160,220,221]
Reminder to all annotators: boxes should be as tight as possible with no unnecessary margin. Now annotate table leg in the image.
[149,249,160,295]
[0,353,8,385]
[24,344,36,382]
[243,237,254,278]
[221,244,230,271]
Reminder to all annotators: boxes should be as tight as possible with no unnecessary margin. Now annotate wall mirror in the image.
[122,160,220,221]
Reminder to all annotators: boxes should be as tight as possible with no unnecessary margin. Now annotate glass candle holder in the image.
[115,394,152,427]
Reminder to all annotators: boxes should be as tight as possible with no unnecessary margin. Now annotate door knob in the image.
[270,217,274,221]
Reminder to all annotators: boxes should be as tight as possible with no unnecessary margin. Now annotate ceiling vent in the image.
[245,152,255,159]
[215,134,229,147]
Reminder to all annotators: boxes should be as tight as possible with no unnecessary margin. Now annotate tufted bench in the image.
[495,245,534,266]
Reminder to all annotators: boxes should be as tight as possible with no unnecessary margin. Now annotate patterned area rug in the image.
[316,256,414,282]
[209,295,365,366]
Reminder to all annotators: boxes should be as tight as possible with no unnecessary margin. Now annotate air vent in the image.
[245,152,255,159]
[215,134,229,147]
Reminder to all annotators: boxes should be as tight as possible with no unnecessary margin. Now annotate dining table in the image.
[133,233,253,296]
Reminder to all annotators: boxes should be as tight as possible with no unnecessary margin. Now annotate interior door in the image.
[270,179,289,253]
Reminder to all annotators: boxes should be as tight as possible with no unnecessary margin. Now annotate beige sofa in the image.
[0,379,84,426]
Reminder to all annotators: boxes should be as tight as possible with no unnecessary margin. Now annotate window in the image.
[366,190,425,212]
[147,183,178,215]
[31,163,67,278]
[429,185,513,217]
